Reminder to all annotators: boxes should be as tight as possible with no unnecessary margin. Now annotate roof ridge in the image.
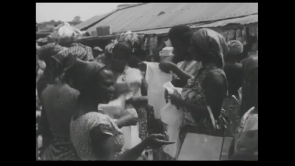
[117,3,148,11]
[132,13,258,33]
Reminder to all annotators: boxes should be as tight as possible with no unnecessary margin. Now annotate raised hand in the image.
[145,134,174,149]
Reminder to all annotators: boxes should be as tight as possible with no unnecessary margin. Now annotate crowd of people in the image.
[36,25,258,161]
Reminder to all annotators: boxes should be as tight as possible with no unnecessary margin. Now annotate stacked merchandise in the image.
[37,22,88,45]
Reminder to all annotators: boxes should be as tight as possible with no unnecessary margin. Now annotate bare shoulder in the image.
[204,69,226,86]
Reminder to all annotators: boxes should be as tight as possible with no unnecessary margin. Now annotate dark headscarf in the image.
[38,43,65,65]
[192,28,228,68]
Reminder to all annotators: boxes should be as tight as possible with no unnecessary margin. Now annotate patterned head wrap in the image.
[192,28,228,68]
[67,43,94,61]
[51,43,94,71]
[227,40,244,56]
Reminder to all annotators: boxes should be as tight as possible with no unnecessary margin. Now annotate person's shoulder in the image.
[61,83,77,90]
[62,84,80,97]
[241,56,258,76]
[40,84,55,102]
[205,68,226,86]
[40,84,54,96]
[224,63,243,71]
[90,115,116,137]
[85,112,111,123]
[86,112,115,134]
[128,66,140,72]
[241,55,258,66]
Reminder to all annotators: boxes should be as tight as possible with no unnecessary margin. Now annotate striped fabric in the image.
[68,43,94,61]
[173,60,202,80]
[52,43,94,69]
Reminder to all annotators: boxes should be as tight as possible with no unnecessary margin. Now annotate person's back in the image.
[239,55,258,116]
[41,83,80,138]
[224,62,243,98]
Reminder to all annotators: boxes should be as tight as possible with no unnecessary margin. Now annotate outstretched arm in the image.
[170,64,193,82]
[159,62,193,82]
[167,72,226,119]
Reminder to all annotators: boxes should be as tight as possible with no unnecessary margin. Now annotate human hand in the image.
[164,89,169,103]
[138,62,147,72]
[166,90,183,109]
[145,134,174,149]
[159,61,175,73]
[126,96,148,107]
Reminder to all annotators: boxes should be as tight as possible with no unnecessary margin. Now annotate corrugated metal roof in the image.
[88,3,257,34]
[134,28,171,34]
[75,13,113,30]
[75,14,108,30]
[134,14,258,35]
[191,14,258,28]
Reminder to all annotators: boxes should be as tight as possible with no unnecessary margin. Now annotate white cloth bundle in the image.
[160,82,183,158]
[98,93,141,149]
[97,95,126,119]
[48,22,86,43]
[144,62,172,119]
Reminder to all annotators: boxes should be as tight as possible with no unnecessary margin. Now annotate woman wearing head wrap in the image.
[37,43,66,156]
[38,43,94,160]
[159,25,202,87]
[37,43,66,98]
[108,42,146,148]
[164,28,230,159]
[222,40,244,134]
[97,41,117,67]
[117,32,146,68]
[39,51,80,160]
[224,40,244,97]
[59,48,173,160]
[155,25,202,160]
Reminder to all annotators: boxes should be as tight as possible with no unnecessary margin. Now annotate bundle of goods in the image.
[40,22,88,45]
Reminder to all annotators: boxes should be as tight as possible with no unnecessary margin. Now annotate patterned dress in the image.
[173,60,202,80]
[177,64,230,158]
[70,112,124,160]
